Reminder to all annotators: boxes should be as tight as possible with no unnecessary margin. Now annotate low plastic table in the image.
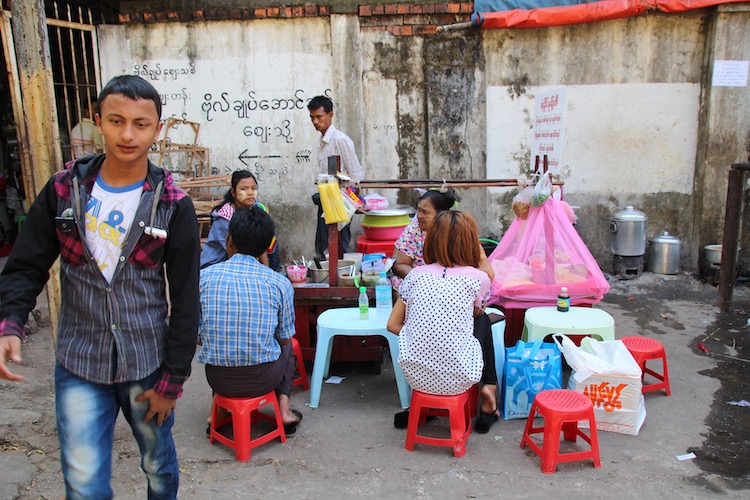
[522,306,615,343]
[309,307,411,409]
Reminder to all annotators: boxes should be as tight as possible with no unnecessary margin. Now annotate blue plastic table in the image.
[309,307,411,409]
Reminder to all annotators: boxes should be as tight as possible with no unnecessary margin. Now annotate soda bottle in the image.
[375,271,392,317]
[359,286,369,320]
[557,286,570,312]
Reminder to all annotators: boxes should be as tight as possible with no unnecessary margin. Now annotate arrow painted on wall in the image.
[238,149,282,166]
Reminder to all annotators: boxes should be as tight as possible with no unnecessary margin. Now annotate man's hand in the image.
[135,389,176,427]
[0,335,24,382]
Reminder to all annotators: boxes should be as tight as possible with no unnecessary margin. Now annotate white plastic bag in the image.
[531,172,553,207]
[554,334,646,435]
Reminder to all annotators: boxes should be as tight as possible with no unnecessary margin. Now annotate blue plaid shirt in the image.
[197,253,295,366]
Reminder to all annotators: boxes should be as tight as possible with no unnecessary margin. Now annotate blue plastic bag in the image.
[501,340,563,419]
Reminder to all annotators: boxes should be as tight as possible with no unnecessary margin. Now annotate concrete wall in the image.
[99,4,750,272]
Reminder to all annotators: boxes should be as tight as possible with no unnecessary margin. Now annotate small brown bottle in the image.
[557,287,570,312]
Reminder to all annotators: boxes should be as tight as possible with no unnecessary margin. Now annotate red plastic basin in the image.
[362,224,406,241]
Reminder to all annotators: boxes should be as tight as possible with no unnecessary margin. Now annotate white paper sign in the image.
[712,60,749,87]
[531,88,567,173]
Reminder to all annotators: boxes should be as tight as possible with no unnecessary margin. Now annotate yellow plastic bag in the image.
[318,180,349,224]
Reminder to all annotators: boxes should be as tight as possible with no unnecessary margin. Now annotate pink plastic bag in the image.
[487,197,610,308]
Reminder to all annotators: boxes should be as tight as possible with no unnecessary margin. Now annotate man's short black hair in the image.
[228,206,275,258]
[98,75,162,120]
[307,95,333,113]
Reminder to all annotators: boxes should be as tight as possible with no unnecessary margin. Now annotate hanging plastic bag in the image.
[554,334,646,435]
[512,186,533,220]
[317,178,349,224]
[338,188,357,230]
[530,172,553,207]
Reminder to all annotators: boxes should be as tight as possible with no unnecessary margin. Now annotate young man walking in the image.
[0,75,200,499]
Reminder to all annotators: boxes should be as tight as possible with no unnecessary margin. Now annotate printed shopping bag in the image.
[554,334,646,435]
[501,340,563,419]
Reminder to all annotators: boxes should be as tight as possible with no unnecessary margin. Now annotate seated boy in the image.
[197,206,302,435]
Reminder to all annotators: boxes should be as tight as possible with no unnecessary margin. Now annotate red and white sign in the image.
[531,88,566,173]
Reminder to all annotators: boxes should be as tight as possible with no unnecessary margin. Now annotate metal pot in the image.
[648,232,681,274]
[610,206,647,256]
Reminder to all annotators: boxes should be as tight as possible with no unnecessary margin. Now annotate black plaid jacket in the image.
[0,155,200,398]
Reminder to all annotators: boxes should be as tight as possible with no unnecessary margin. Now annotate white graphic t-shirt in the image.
[85,175,144,282]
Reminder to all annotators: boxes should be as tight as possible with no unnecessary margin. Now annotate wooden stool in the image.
[406,389,472,457]
[291,337,309,391]
[520,389,601,474]
[620,336,671,396]
[209,392,286,462]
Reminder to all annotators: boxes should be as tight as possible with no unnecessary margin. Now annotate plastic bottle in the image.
[359,286,369,320]
[557,286,570,312]
[375,271,392,317]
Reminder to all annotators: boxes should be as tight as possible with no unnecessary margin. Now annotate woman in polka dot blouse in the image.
[387,211,500,434]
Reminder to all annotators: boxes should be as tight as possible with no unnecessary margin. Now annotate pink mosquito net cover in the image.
[487,197,610,308]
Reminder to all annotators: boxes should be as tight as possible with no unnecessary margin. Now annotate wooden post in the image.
[11,0,63,342]
[718,162,750,311]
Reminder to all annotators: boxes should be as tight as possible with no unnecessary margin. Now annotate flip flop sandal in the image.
[474,409,499,434]
[284,408,303,436]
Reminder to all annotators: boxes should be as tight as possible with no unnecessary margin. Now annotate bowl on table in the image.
[309,260,356,283]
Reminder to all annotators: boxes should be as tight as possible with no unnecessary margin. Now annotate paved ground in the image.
[1,271,749,499]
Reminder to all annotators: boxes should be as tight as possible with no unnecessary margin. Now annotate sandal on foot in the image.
[474,410,499,434]
[284,409,303,436]
[394,409,410,429]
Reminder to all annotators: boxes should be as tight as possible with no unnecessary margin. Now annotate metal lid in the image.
[650,231,681,245]
[612,205,647,222]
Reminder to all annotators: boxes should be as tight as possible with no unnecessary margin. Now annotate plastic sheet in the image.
[471,0,747,30]
[487,196,610,308]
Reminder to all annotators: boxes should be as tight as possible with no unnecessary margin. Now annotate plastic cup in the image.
[287,265,308,284]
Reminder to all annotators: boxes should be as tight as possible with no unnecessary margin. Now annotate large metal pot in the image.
[648,232,681,274]
[610,206,647,256]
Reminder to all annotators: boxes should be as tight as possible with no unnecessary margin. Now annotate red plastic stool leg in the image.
[291,337,309,391]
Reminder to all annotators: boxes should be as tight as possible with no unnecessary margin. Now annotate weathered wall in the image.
[100,4,750,272]
[481,14,707,270]
[693,5,750,272]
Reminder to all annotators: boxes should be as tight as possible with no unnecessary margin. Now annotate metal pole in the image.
[718,162,750,311]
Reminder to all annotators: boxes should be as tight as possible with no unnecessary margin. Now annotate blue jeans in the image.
[55,364,179,500]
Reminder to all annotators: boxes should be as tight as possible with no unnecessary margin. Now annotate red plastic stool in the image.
[209,391,286,462]
[620,336,671,396]
[406,389,472,457]
[356,235,396,257]
[291,337,309,391]
[520,389,601,474]
[468,383,480,418]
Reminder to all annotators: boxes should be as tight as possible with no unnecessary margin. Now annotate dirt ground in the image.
[1,270,749,499]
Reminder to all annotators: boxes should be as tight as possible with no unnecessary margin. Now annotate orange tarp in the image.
[472,0,749,29]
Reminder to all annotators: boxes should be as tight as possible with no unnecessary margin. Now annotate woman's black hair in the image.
[213,170,258,211]
[419,189,456,212]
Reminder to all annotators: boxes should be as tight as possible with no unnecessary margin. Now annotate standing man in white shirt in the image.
[308,95,365,260]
